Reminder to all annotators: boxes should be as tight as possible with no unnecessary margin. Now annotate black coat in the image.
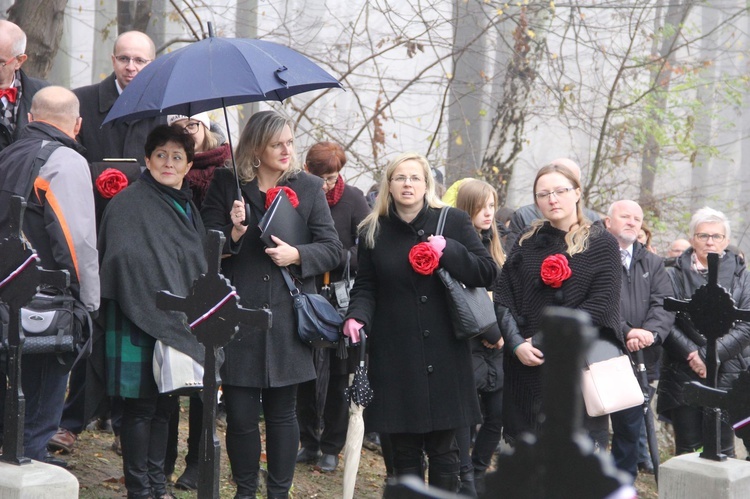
[201,169,342,388]
[657,249,750,416]
[346,205,497,433]
[620,242,675,381]
[73,73,166,164]
[0,70,49,151]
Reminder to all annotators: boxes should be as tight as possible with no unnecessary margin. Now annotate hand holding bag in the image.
[581,338,644,417]
[281,267,342,348]
[434,207,498,340]
[153,340,204,395]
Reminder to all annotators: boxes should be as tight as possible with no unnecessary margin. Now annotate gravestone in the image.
[383,307,633,499]
[156,229,272,499]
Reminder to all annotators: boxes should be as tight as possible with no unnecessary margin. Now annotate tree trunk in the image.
[7,0,67,79]
[117,0,152,34]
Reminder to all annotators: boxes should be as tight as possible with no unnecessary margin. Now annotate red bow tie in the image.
[0,87,18,104]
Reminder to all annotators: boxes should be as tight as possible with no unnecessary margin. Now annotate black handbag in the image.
[281,267,342,348]
[435,207,499,341]
[1,287,91,355]
[330,251,354,317]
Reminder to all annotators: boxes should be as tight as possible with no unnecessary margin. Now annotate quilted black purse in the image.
[435,207,498,341]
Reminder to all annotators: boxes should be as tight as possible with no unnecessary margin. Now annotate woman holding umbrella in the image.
[200,110,341,499]
[342,152,497,493]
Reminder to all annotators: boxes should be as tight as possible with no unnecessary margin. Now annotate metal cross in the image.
[156,229,272,499]
[664,252,750,461]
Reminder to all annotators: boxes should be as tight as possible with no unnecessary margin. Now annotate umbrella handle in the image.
[358,330,366,366]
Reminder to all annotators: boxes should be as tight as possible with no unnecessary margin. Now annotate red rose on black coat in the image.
[265,186,299,209]
[409,242,440,275]
[540,253,572,288]
[95,168,129,199]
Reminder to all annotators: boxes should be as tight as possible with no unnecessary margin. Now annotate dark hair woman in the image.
[98,124,207,499]
[200,110,342,498]
[342,152,497,493]
[295,141,371,471]
[495,163,622,446]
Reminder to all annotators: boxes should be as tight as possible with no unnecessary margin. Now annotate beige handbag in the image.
[153,340,204,395]
[581,339,644,417]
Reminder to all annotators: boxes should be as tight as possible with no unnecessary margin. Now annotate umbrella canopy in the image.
[342,333,373,499]
[103,35,342,125]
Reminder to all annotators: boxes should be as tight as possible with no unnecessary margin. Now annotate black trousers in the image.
[120,394,179,498]
[224,384,299,497]
[472,387,504,472]
[165,393,202,475]
[672,404,736,456]
[296,371,349,454]
[390,429,460,477]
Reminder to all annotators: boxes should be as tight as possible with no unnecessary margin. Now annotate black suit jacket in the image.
[73,72,166,164]
[0,70,49,151]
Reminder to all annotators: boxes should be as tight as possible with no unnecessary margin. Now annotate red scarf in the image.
[325,174,345,206]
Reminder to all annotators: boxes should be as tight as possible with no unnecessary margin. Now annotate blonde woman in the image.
[343,153,497,492]
[495,163,621,443]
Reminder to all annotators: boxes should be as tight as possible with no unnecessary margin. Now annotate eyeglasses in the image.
[534,187,576,201]
[390,175,424,184]
[694,233,726,243]
[114,55,151,67]
[0,55,20,68]
[180,122,202,134]
[322,175,338,186]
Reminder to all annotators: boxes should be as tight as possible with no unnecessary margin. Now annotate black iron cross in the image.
[0,196,68,465]
[156,229,272,499]
[482,308,631,498]
[664,252,750,461]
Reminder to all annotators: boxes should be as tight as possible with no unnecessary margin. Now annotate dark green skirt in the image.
[104,300,158,399]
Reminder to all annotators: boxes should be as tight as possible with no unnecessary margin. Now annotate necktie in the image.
[621,249,629,268]
[0,87,18,103]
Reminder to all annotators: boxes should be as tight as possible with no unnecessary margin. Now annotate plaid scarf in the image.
[1,72,22,131]
[325,174,345,206]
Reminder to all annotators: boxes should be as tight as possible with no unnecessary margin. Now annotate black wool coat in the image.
[346,204,497,434]
[201,169,342,388]
[73,73,167,164]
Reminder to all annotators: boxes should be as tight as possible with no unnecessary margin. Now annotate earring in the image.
[252,158,261,168]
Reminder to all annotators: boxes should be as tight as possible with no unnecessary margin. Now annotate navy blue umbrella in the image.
[103,25,343,197]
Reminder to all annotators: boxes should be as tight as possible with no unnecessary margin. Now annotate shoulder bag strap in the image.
[280,266,300,296]
[26,141,63,201]
[436,206,449,237]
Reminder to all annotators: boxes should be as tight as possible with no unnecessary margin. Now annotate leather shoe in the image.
[42,453,69,469]
[296,447,321,464]
[175,464,199,490]
[111,435,122,456]
[315,453,339,472]
[48,428,77,454]
[638,460,655,475]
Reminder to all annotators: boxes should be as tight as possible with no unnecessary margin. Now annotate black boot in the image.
[474,469,487,496]
[428,471,460,493]
[458,469,477,497]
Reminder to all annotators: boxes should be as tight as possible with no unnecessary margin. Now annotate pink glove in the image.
[343,318,365,344]
[427,235,446,257]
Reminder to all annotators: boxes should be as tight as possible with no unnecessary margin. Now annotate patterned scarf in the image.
[1,72,22,131]
[325,174,345,206]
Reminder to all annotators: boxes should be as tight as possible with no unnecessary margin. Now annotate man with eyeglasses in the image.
[0,20,50,152]
[73,30,166,164]
[505,158,601,250]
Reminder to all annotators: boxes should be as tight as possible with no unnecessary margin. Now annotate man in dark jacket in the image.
[605,199,674,480]
[73,30,165,164]
[0,20,49,152]
[0,86,99,465]
[506,158,601,250]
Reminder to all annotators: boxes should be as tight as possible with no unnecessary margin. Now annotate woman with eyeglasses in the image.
[200,110,341,499]
[168,113,230,209]
[343,152,497,492]
[295,142,370,472]
[657,207,750,457]
[495,163,622,444]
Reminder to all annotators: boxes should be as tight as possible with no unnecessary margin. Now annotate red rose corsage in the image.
[95,168,129,199]
[409,242,441,275]
[540,254,572,288]
[265,186,299,209]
